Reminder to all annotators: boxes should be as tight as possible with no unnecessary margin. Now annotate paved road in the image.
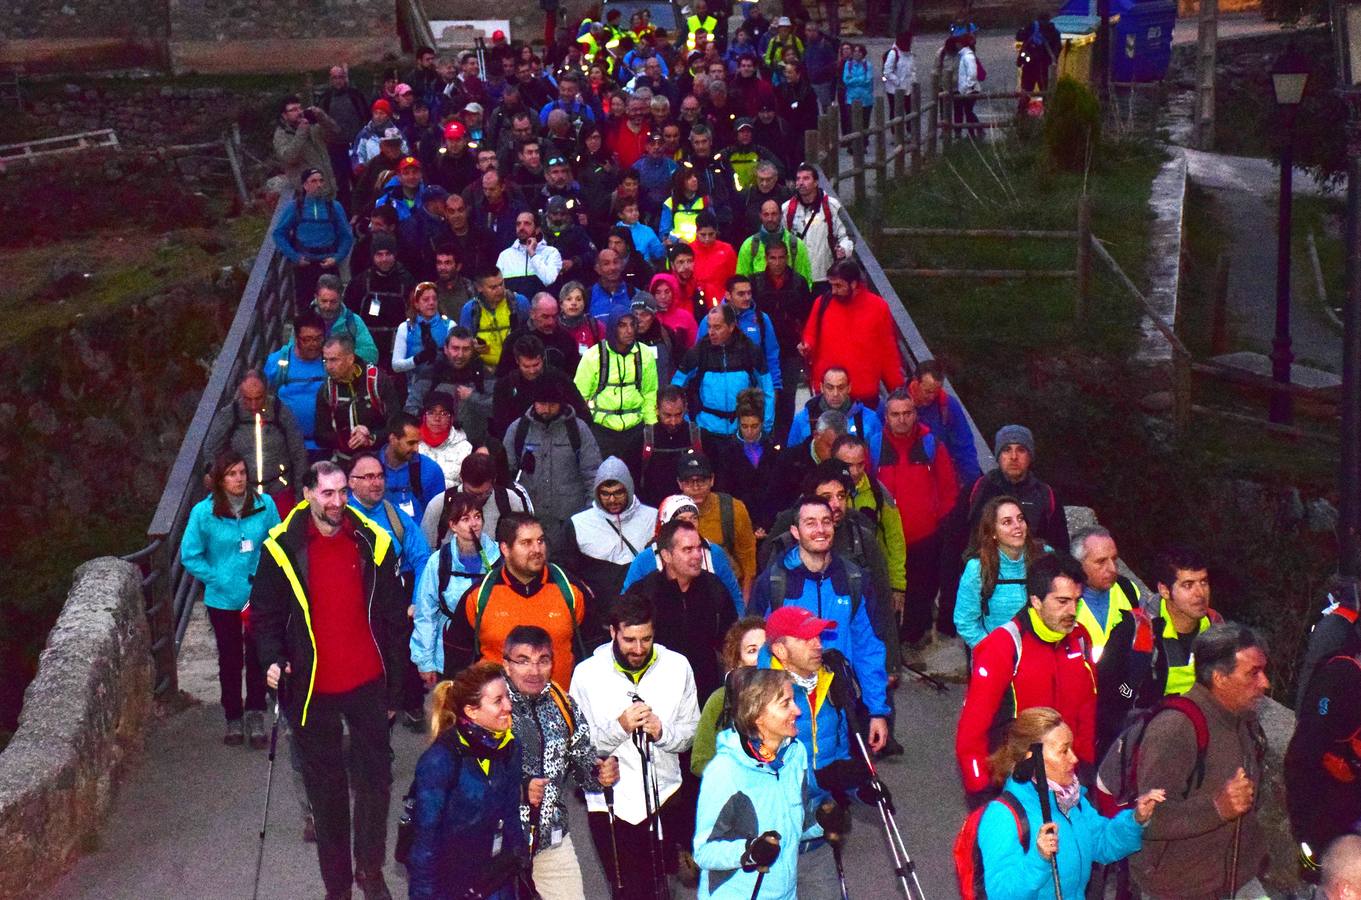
[47,591,966,900]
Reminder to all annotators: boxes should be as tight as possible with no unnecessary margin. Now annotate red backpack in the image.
[952,790,1029,900]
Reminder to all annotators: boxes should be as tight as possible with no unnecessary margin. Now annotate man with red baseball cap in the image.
[429,120,478,194]
[759,602,871,894]
[373,155,425,222]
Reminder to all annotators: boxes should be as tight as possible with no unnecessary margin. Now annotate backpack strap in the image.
[768,563,788,611]
[820,195,837,257]
[688,420,703,452]
[719,492,735,551]
[382,499,406,545]
[996,789,1031,850]
[546,563,586,661]
[514,416,532,462]
[1001,620,1023,678]
[470,567,502,656]
[1156,696,1210,798]
[366,365,385,417]
[437,543,455,612]
[641,424,655,464]
[547,681,576,734]
[494,486,513,518]
[407,459,424,510]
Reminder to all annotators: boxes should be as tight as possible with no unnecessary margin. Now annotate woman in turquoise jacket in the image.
[841,45,876,118]
[410,491,501,681]
[179,450,281,746]
[976,706,1164,900]
[955,496,1047,647]
[693,669,825,900]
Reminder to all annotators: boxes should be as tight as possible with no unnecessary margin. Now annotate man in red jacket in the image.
[799,260,906,407]
[955,553,1097,808]
[877,387,956,649]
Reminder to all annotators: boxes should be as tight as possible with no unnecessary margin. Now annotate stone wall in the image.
[0,558,152,900]
[165,0,400,73]
[4,0,170,71]
[0,0,398,75]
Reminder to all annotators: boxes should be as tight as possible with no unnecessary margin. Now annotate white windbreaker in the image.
[882,44,917,93]
[569,640,700,825]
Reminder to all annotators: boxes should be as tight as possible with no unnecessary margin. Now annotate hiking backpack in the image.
[766,556,866,621]
[952,790,1030,900]
[512,415,583,463]
[1094,696,1210,815]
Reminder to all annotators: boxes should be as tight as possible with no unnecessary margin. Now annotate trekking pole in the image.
[598,754,624,891]
[825,651,927,900]
[633,729,666,899]
[831,839,851,900]
[1229,816,1243,896]
[251,679,284,900]
[749,868,767,900]
[1031,742,1063,900]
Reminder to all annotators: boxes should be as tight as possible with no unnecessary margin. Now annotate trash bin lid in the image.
[1052,13,1100,34]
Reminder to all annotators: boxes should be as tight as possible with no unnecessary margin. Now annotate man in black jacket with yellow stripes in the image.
[252,460,407,900]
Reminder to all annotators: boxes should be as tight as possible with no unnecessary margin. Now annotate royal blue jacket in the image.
[786,397,883,465]
[264,341,327,448]
[272,196,354,263]
[756,646,852,803]
[693,729,821,900]
[978,780,1143,900]
[375,453,446,526]
[180,493,281,611]
[348,494,432,578]
[696,302,781,387]
[918,390,982,487]
[407,729,528,900]
[746,547,889,717]
[671,335,775,435]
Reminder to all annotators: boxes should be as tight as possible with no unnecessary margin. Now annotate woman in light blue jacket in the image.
[411,491,501,681]
[975,707,1163,900]
[955,495,1047,647]
[694,669,826,900]
[179,450,281,747]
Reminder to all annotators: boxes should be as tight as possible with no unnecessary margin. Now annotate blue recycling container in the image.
[1055,0,1176,82]
[1110,0,1177,82]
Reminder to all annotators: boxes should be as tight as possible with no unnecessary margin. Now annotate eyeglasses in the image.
[425,409,452,419]
[350,472,384,481]
[505,655,553,668]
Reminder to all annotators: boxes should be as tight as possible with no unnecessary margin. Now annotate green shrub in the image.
[1045,77,1102,172]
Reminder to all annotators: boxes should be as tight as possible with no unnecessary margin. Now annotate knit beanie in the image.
[993,424,1036,459]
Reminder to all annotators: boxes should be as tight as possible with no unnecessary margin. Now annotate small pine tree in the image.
[1044,77,1101,172]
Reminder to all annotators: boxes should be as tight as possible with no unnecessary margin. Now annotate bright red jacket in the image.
[955,608,1098,794]
[692,239,738,313]
[877,422,957,544]
[607,120,651,169]
[801,286,906,405]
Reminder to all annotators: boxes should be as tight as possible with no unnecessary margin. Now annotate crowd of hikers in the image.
[173,8,1361,900]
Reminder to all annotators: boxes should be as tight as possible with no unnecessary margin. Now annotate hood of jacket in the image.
[593,455,636,509]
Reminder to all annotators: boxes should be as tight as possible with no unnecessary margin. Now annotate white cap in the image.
[775,15,792,26]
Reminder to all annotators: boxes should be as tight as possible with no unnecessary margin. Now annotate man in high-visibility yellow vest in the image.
[1093,545,1222,756]
[686,0,718,51]
[1071,525,1141,655]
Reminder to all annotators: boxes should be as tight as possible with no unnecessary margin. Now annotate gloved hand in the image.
[741,831,781,871]
[420,320,438,350]
[815,801,851,845]
[414,346,437,365]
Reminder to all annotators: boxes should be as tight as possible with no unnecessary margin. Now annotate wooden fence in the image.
[801,85,927,210]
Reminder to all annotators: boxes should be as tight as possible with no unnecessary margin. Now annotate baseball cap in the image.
[676,450,713,481]
[765,606,837,642]
[396,82,414,96]
[380,126,404,142]
[545,195,569,214]
[443,120,467,141]
[646,131,664,143]
[463,101,484,115]
[775,15,792,26]
[735,118,754,131]
[371,98,392,115]
[492,28,506,40]
[631,291,658,312]
[397,155,422,171]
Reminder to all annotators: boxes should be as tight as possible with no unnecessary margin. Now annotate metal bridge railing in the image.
[120,198,292,697]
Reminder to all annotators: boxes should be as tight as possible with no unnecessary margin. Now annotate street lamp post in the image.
[1330,0,1361,578]
[1269,46,1309,425]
